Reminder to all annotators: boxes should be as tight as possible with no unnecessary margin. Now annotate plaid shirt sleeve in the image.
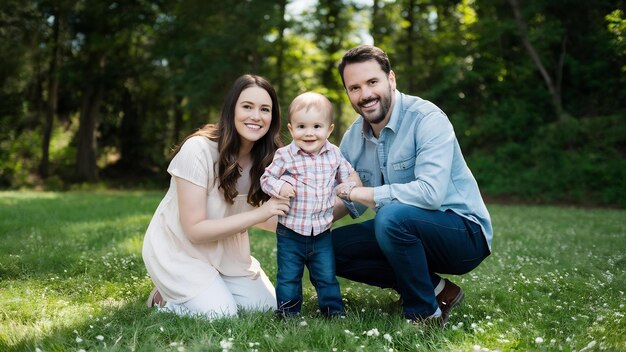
[334,145,355,184]
[260,147,297,197]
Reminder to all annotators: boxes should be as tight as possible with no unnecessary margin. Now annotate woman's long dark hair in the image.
[172,74,282,206]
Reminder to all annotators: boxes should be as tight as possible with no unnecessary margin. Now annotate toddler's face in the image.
[288,108,334,155]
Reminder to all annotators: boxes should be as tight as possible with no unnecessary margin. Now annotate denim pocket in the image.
[391,157,415,183]
[356,169,373,187]
[460,219,489,266]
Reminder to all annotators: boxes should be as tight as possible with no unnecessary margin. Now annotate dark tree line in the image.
[1,0,624,206]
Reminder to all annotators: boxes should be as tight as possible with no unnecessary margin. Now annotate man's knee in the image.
[374,204,418,241]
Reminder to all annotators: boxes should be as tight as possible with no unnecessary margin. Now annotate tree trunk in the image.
[332,101,344,144]
[75,79,104,182]
[39,9,62,179]
[171,95,183,147]
[371,0,383,46]
[508,0,569,122]
[405,0,416,93]
[275,0,288,95]
[118,86,141,169]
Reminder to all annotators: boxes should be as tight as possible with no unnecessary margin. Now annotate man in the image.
[333,45,493,325]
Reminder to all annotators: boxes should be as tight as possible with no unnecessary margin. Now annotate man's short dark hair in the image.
[337,45,391,88]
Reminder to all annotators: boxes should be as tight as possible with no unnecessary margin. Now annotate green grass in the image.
[1,191,624,351]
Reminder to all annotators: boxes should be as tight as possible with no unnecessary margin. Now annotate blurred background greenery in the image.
[0,0,624,206]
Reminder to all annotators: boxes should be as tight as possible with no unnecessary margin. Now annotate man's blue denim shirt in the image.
[339,90,493,250]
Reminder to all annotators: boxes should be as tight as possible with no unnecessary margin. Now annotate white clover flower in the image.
[535,337,544,344]
[160,326,164,332]
[76,337,83,343]
[580,340,596,351]
[473,345,481,351]
[366,328,380,337]
[383,333,392,343]
[220,339,233,350]
[96,335,104,341]
[300,320,308,326]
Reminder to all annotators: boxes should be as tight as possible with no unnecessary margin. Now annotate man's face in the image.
[343,60,396,126]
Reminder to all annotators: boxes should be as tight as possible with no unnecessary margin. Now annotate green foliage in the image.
[0,191,625,351]
[469,115,626,206]
[0,130,41,188]
[0,0,625,206]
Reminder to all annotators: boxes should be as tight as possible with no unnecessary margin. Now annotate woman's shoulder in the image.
[171,136,219,168]
[181,136,218,155]
[184,135,215,148]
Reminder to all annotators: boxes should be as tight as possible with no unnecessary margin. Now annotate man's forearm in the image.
[348,187,376,209]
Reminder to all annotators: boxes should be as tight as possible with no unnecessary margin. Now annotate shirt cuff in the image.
[373,185,392,208]
[343,200,363,218]
[282,175,297,187]
[264,179,286,197]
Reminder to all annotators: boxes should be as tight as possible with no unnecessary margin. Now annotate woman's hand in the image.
[260,196,291,218]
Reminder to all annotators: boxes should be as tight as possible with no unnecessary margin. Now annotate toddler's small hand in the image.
[279,183,296,199]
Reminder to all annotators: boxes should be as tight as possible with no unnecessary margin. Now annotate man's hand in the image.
[335,181,356,201]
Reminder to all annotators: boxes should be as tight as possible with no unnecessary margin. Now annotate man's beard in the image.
[355,87,392,125]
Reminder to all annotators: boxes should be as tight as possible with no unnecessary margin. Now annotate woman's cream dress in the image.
[142,136,263,304]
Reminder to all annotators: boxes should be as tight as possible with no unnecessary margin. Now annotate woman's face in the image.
[234,86,273,149]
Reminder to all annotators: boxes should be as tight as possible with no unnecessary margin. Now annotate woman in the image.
[142,74,289,319]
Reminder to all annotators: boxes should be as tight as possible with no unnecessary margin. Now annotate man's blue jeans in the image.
[332,203,490,319]
[275,223,345,317]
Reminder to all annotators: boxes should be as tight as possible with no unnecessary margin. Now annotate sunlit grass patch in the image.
[1,191,624,351]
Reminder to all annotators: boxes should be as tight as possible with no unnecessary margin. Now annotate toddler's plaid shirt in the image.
[261,141,354,236]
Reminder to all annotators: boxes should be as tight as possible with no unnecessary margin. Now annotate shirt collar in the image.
[288,140,331,156]
[386,90,403,133]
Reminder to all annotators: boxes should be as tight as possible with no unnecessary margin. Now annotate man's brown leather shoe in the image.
[437,279,464,325]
